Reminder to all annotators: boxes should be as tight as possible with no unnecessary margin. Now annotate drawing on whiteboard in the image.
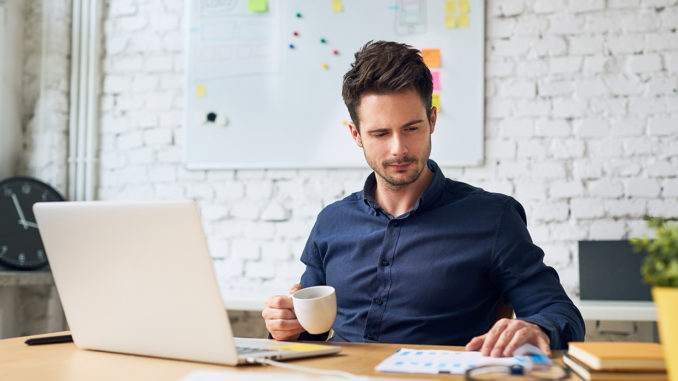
[395,0,426,35]
[192,0,280,79]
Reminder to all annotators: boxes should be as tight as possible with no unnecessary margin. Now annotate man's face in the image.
[349,89,436,189]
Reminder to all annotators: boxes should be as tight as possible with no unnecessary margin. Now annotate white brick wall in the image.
[23,0,678,304]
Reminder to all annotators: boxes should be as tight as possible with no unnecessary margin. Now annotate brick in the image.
[622,137,655,155]
[629,97,666,115]
[531,36,568,57]
[548,14,584,35]
[605,159,643,177]
[606,76,645,96]
[244,221,276,240]
[117,130,144,150]
[515,182,548,201]
[663,179,678,197]
[514,15,548,36]
[245,180,274,199]
[569,0,605,12]
[569,36,604,55]
[612,118,645,136]
[245,261,274,280]
[552,99,587,118]
[626,178,661,198]
[231,200,262,220]
[619,11,660,32]
[648,117,678,136]
[589,97,627,116]
[491,38,531,57]
[628,54,663,73]
[588,179,624,198]
[487,19,516,38]
[535,119,571,137]
[103,75,133,93]
[514,99,552,117]
[648,200,678,218]
[149,165,176,183]
[499,119,534,137]
[516,60,548,78]
[486,139,516,159]
[155,183,185,199]
[550,56,583,74]
[127,147,154,164]
[532,162,567,179]
[490,0,525,16]
[128,110,157,128]
[517,139,548,159]
[487,60,516,78]
[608,0,640,8]
[573,118,610,137]
[548,222,587,241]
[537,79,573,96]
[116,15,148,32]
[571,198,606,219]
[587,139,624,158]
[533,0,566,14]
[646,32,678,52]
[589,220,626,240]
[185,183,215,199]
[109,0,137,16]
[606,35,645,55]
[575,78,609,98]
[486,99,514,118]
[550,180,584,199]
[149,13,179,31]
[647,160,678,177]
[550,139,586,159]
[143,127,172,145]
[476,180,514,195]
[533,202,570,222]
[583,55,613,74]
[261,201,289,222]
[648,76,678,96]
[499,80,536,98]
[604,199,646,218]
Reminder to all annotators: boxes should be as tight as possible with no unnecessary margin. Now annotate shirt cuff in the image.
[518,316,561,349]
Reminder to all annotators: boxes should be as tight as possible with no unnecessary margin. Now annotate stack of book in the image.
[564,342,667,381]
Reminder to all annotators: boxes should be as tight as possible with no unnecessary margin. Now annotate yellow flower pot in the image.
[653,287,678,381]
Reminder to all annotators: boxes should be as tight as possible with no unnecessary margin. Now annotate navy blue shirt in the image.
[298,160,585,348]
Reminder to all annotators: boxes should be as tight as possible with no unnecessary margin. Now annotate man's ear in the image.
[348,122,363,148]
[429,106,437,134]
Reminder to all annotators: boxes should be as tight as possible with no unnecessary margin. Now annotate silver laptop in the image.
[33,200,340,366]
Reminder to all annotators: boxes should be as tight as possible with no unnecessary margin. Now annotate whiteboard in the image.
[184,0,484,169]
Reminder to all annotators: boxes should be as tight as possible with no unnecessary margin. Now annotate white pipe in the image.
[67,0,81,200]
[84,0,100,201]
[76,0,88,200]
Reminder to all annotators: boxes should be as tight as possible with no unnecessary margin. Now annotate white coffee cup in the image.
[292,285,337,335]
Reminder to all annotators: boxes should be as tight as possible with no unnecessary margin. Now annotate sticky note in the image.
[445,1,456,14]
[332,0,343,12]
[432,94,440,112]
[271,344,333,352]
[196,84,206,98]
[421,48,441,68]
[445,15,457,28]
[248,0,267,12]
[458,14,469,28]
[431,71,441,91]
[458,0,469,14]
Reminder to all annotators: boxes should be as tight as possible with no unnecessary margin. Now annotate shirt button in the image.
[392,221,399,227]
[374,298,383,305]
[381,260,389,266]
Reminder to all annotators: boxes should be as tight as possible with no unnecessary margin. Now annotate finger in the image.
[265,317,304,334]
[536,334,552,358]
[261,307,297,321]
[265,295,294,309]
[289,283,302,294]
[269,326,305,341]
[465,334,485,351]
[490,321,522,357]
[502,326,531,357]
[480,318,510,356]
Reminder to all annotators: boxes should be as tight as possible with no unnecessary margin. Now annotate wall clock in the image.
[0,176,65,270]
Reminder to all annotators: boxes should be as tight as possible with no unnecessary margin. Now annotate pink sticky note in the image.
[431,71,441,91]
[431,71,440,91]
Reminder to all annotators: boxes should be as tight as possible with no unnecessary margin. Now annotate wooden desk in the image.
[0,332,578,380]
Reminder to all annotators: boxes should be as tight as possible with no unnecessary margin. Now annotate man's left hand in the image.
[465,319,551,358]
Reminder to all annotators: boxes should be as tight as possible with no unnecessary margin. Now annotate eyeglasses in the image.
[465,363,569,380]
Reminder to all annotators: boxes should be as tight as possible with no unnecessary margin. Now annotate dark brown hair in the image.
[342,40,433,131]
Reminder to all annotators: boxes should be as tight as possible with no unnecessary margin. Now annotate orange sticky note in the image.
[458,14,469,28]
[431,71,441,91]
[458,0,469,14]
[421,48,441,68]
[432,93,440,112]
[445,15,457,28]
[196,84,206,98]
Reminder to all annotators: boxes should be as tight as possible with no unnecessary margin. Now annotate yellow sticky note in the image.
[196,84,206,98]
[271,343,333,352]
[432,93,440,112]
[421,48,441,68]
[445,15,457,28]
[458,14,469,28]
[458,0,469,14]
[332,0,343,12]
[248,0,267,12]
[445,1,456,14]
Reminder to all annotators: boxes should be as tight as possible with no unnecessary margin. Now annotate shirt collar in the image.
[361,159,445,218]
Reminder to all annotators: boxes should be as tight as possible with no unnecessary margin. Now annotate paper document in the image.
[180,370,423,381]
[375,344,551,375]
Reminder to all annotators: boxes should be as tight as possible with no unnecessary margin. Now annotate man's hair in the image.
[342,40,433,131]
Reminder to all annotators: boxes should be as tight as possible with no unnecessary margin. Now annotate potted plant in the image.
[631,217,678,381]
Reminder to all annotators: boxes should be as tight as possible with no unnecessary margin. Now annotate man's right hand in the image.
[262,283,305,341]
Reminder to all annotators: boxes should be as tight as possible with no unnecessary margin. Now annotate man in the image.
[262,41,585,357]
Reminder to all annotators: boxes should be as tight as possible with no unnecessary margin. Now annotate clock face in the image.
[0,177,65,270]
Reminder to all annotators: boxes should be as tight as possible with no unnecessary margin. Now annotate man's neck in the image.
[374,165,434,218]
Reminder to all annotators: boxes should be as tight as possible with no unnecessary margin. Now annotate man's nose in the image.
[390,133,408,157]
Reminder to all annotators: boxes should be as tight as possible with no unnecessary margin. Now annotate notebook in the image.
[567,342,665,371]
[33,200,340,366]
[563,353,667,381]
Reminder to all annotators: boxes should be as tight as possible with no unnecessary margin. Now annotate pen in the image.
[24,334,73,345]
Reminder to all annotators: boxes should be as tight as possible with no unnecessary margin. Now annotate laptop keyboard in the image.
[236,346,275,355]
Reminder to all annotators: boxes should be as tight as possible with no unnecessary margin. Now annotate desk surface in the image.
[0,332,579,381]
